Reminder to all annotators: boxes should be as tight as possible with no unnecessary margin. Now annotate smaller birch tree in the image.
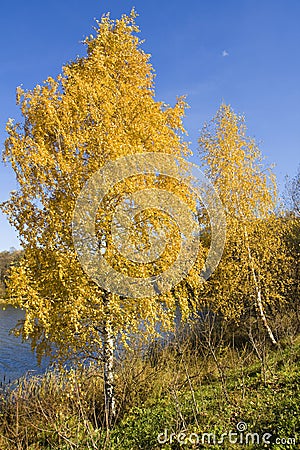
[198,104,291,344]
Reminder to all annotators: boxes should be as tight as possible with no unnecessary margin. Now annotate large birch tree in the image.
[1,11,205,427]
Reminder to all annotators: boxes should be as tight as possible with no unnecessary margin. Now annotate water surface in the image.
[0,305,48,383]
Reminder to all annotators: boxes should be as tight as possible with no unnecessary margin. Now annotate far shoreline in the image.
[0,299,13,306]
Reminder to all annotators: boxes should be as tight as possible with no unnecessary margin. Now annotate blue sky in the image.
[0,0,299,251]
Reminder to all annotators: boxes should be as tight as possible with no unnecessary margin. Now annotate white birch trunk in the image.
[244,227,277,345]
[103,296,116,428]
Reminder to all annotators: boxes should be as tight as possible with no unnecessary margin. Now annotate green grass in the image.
[0,337,299,449]
[109,340,299,450]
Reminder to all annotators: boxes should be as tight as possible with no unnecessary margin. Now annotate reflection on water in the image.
[0,305,49,383]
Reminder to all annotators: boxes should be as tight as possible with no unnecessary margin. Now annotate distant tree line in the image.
[0,248,23,299]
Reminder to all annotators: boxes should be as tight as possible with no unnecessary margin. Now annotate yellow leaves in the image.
[198,104,290,322]
[1,10,197,362]
[199,104,276,221]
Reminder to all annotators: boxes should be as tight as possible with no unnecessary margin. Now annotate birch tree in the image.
[1,11,205,427]
[198,104,290,345]
[284,166,300,325]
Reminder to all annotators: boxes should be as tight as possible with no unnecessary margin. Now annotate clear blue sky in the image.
[0,0,299,251]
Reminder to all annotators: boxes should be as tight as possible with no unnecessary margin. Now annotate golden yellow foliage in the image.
[198,104,291,342]
[1,10,204,364]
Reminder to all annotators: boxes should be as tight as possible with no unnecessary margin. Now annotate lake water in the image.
[0,305,49,384]
[0,305,174,386]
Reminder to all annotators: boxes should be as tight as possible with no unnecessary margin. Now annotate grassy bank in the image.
[0,334,299,449]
